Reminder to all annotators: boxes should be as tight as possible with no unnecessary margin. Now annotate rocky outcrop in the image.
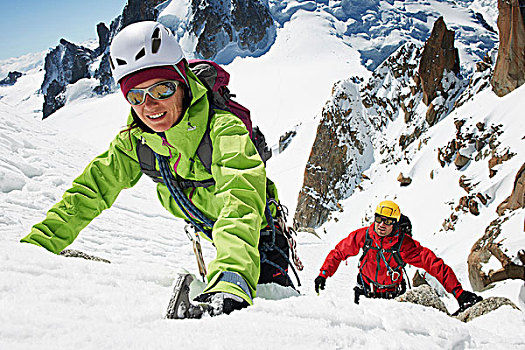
[397,285,520,322]
[396,285,449,314]
[468,216,525,291]
[120,0,165,28]
[60,249,111,263]
[189,0,275,60]
[0,71,23,86]
[92,19,122,95]
[41,39,96,118]
[437,121,504,170]
[453,297,520,322]
[397,173,412,186]
[455,194,487,216]
[364,40,464,151]
[454,52,495,109]
[362,42,422,127]
[418,17,460,125]
[437,119,517,232]
[497,162,525,215]
[361,42,428,161]
[454,153,470,169]
[279,130,297,153]
[293,80,373,229]
[459,175,476,193]
[294,40,468,230]
[412,270,429,288]
[467,164,525,296]
[94,22,111,56]
[491,0,525,97]
[474,12,497,34]
[41,0,166,115]
[488,148,516,177]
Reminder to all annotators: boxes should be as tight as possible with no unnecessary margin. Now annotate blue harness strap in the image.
[151,140,300,289]
[155,152,214,239]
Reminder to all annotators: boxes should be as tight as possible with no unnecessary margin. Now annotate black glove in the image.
[315,275,326,294]
[457,290,482,310]
[194,292,249,316]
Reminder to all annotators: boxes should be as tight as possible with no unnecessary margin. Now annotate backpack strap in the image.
[358,228,373,263]
[136,141,163,183]
[195,109,214,174]
[390,229,406,269]
[136,140,215,189]
[196,130,212,173]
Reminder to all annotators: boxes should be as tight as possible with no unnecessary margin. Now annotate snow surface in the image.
[1,1,524,349]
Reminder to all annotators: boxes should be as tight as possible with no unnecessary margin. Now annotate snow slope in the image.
[1,1,524,349]
[1,96,524,347]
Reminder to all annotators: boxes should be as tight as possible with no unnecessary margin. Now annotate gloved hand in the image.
[194,292,249,316]
[314,275,326,294]
[457,290,483,310]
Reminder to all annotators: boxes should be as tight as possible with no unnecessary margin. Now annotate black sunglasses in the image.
[126,80,180,105]
[374,215,396,226]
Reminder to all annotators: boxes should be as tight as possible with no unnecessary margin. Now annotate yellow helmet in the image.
[375,200,401,222]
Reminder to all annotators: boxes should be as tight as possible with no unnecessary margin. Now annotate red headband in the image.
[119,61,187,97]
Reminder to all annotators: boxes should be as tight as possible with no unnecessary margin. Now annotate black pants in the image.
[354,275,406,304]
[258,226,291,287]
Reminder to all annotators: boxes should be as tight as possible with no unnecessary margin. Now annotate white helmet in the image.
[109,21,184,83]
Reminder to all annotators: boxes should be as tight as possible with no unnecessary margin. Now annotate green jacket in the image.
[21,68,276,304]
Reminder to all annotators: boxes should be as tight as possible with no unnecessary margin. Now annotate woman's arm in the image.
[20,133,143,254]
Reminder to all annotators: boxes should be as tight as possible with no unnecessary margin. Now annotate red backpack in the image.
[188,59,271,172]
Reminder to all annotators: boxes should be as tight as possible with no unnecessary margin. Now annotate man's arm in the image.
[319,227,366,278]
[401,237,464,297]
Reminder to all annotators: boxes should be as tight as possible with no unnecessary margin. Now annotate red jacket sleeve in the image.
[400,236,464,298]
[319,227,367,277]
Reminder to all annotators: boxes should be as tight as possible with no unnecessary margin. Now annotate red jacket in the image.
[319,223,464,298]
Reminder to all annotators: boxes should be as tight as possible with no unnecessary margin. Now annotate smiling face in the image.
[130,78,185,132]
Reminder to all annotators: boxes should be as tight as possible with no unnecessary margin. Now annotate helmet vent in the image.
[135,48,146,61]
[152,28,161,54]
[109,55,115,70]
[116,58,127,66]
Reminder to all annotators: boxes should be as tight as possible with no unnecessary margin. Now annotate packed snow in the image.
[1,0,524,349]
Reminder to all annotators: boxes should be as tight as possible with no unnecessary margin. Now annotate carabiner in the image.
[184,224,194,242]
[389,270,400,282]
